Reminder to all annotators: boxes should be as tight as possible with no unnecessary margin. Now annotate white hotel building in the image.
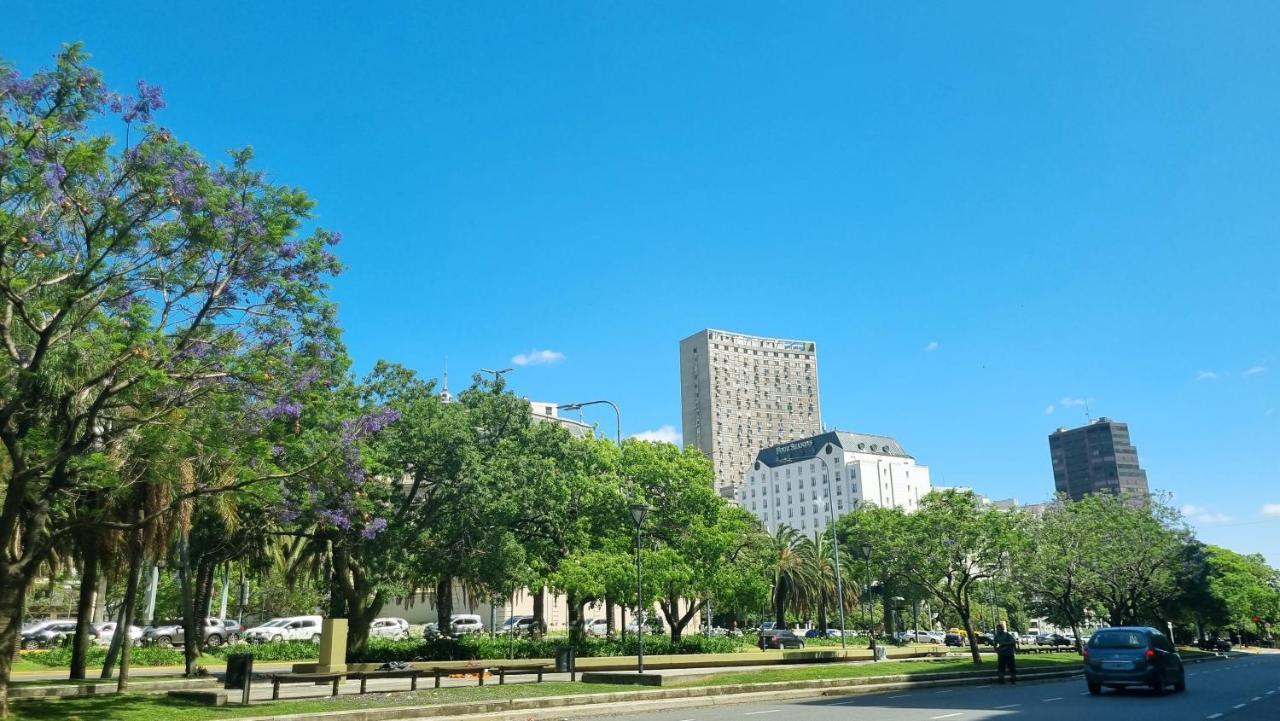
[738,431,931,534]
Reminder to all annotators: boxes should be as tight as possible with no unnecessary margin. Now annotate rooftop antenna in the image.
[1084,399,1092,422]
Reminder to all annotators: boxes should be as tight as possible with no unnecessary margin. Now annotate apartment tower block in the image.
[680,328,822,496]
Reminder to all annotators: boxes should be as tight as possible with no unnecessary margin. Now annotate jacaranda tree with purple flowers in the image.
[0,45,343,713]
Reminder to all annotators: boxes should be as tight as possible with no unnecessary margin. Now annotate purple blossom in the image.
[261,398,303,420]
[25,148,44,163]
[178,339,213,359]
[361,518,388,540]
[110,293,137,312]
[276,508,300,523]
[319,509,351,529]
[294,367,322,390]
[42,163,67,193]
[279,241,300,259]
[109,93,124,113]
[326,231,343,246]
[271,444,286,459]
[121,80,166,123]
[170,168,198,204]
[359,407,401,435]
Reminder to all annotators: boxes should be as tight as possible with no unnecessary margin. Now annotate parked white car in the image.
[497,616,535,636]
[585,618,609,636]
[90,622,143,646]
[244,615,323,643]
[368,617,409,640]
[449,614,484,635]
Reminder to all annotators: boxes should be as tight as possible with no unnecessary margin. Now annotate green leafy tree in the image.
[0,46,342,713]
[1079,493,1186,626]
[1011,498,1096,647]
[887,490,1017,663]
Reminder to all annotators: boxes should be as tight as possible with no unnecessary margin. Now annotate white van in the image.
[244,615,323,643]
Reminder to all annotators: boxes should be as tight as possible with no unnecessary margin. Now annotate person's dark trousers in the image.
[997,653,1016,684]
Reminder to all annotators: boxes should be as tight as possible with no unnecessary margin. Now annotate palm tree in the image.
[768,525,812,627]
[799,534,836,632]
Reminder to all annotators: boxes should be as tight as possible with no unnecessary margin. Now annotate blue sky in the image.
[9,1,1279,561]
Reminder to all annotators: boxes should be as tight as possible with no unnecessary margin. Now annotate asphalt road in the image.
[606,654,1280,721]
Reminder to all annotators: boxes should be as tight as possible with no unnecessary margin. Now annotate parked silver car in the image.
[20,619,77,649]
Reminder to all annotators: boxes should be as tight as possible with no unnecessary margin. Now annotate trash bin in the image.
[874,645,887,661]
[554,645,576,673]
[224,653,254,704]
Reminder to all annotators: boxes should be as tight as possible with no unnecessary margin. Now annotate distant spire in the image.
[440,355,453,403]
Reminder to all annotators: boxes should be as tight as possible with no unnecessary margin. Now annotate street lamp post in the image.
[479,367,514,382]
[562,399,623,636]
[861,542,875,652]
[556,400,621,447]
[629,503,650,674]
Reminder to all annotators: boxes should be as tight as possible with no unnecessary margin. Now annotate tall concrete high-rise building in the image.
[680,328,821,496]
[1048,417,1150,500]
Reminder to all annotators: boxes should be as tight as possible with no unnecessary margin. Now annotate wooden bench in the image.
[268,672,346,700]
[347,668,422,694]
[429,666,488,688]
[490,663,551,685]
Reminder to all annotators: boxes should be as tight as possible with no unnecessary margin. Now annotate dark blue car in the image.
[1083,627,1186,695]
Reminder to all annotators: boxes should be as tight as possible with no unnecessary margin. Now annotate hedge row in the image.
[24,635,750,668]
[350,634,749,663]
[23,640,322,667]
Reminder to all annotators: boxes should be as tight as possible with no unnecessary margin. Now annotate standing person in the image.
[993,623,1018,684]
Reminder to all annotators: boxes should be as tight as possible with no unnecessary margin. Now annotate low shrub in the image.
[23,645,185,668]
[205,640,319,661]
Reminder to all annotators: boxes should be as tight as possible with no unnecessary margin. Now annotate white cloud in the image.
[1261,504,1280,518]
[631,425,680,445]
[1196,370,1220,381]
[924,341,939,352]
[1044,404,1055,415]
[1246,366,1266,376]
[511,349,565,366]
[1059,397,1090,407]
[1183,504,1233,525]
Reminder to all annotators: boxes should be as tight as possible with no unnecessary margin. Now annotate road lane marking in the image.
[1253,697,1262,701]
[1043,697,1064,702]
[1267,690,1276,695]
[930,714,963,720]
[976,685,991,689]
[1208,714,1223,719]
[1233,704,1246,709]
[889,694,910,699]
[743,711,780,716]
[934,689,953,694]
[995,704,1020,709]
[1079,691,1091,695]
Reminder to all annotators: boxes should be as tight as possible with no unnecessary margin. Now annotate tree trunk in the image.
[116,521,146,692]
[0,565,32,718]
[605,598,615,636]
[773,585,787,627]
[436,577,453,635]
[960,605,981,664]
[177,532,200,677]
[344,590,383,658]
[817,603,828,634]
[69,540,101,680]
[532,587,546,638]
[565,592,583,646]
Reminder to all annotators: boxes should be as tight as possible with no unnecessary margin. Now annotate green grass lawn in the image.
[6,681,623,721]
[671,652,1083,687]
